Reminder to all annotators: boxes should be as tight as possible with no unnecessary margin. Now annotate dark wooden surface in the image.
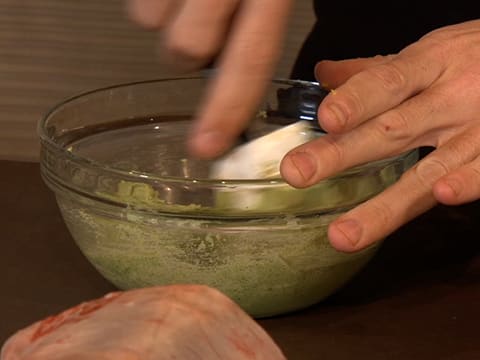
[1,160,479,359]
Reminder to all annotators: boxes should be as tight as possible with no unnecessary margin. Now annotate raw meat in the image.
[1,285,286,360]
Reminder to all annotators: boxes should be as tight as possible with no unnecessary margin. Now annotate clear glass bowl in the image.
[39,77,418,318]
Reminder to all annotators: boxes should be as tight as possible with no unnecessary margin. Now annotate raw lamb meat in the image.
[1,285,286,360]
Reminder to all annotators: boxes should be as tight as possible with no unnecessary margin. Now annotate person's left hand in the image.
[280,19,480,252]
[126,0,293,159]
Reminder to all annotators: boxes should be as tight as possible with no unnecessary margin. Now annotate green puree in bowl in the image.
[58,179,382,318]
[40,78,418,318]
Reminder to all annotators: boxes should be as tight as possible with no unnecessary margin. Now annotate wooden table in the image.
[1,160,479,359]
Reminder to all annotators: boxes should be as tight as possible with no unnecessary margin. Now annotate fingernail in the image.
[330,219,362,248]
[285,152,317,184]
[325,103,347,130]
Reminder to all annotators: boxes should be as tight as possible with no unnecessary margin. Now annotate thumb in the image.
[315,55,393,88]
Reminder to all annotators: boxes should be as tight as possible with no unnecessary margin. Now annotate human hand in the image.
[280,19,480,252]
[126,0,293,158]
[1,285,286,359]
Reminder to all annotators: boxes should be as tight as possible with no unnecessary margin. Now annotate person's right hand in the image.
[280,19,480,253]
[126,0,293,158]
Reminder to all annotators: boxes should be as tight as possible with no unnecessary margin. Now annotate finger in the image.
[314,56,391,89]
[328,127,480,252]
[433,131,480,205]
[281,86,451,188]
[164,0,239,70]
[188,0,293,158]
[317,47,445,134]
[327,165,436,253]
[434,162,480,205]
[126,0,179,29]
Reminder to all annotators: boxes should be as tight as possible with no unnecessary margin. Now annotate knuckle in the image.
[413,158,450,189]
[366,62,407,93]
[374,109,412,143]
[449,131,480,158]
[422,38,451,65]
[368,199,394,230]
[321,135,345,166]
[339,88,365,122]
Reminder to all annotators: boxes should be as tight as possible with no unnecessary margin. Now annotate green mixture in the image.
[58,179,382,318]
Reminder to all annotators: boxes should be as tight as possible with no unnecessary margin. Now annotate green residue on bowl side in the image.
[58,198,378,318]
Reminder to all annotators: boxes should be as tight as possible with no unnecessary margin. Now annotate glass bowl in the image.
[39,77,418,318]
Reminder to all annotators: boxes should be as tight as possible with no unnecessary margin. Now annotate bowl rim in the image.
[38,76,418,186]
